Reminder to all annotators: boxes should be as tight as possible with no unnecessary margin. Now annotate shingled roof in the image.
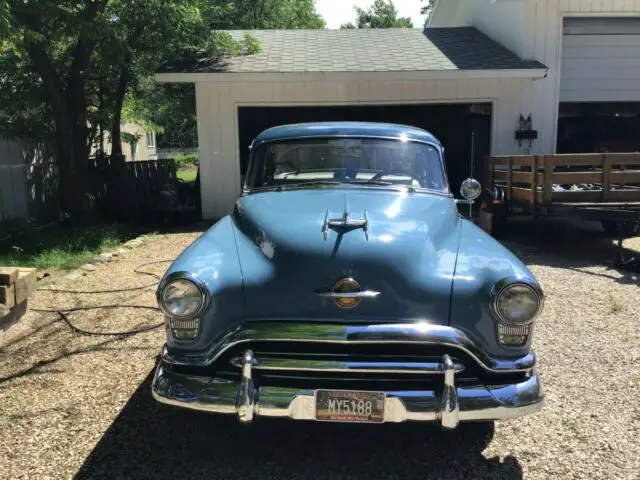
[159,27,547,75]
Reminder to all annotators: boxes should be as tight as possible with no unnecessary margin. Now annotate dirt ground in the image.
[0,218,638,480]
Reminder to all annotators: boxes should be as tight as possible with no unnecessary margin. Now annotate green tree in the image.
[2,0,257,217]
[208,0,325,29]
[421,0,437,27]
[143,0,326,150]
[340,0,412,29]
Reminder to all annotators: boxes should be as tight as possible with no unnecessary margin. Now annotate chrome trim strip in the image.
[161,322,537,373]
[315,291,381,299]
[229,356,465,375]
[152,361,544,427]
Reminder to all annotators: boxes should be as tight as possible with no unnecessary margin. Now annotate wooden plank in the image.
[491,156,534,166]
[550,155,604,166]
[551,171,604,184]
[484,156,493,188]
[606,153,640,166]
[551,191,603,203]
[15,268,37,304]
[531,155,539,206]
[0,268,18,286]
[610,171,640,184]
[493,170,532,183]
[607,190,640,201]
[511,187,533,205]
[602,154,611,202]
[0,284,15,308]
[543,155,554,205]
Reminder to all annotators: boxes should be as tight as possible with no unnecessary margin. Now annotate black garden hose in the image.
[32,260,174,336]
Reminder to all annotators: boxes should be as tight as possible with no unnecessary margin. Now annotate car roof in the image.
[252,122,441,146]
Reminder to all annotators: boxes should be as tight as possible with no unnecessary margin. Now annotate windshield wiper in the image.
[276,181,340,191]
[346,179,393,186]
[347,180,415,192]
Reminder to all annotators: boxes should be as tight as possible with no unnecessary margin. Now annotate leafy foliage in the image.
[421,0,437,27]
[0,0,325,216]
[340,0,413,29]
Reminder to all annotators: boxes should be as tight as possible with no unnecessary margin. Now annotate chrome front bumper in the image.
[151,322,544,428]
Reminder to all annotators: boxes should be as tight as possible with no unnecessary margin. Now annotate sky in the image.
[315,0,427,29]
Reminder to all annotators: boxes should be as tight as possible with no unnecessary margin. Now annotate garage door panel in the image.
[562,68,640,82]
[561,18,640,102]
[562,57,640,70]
[562,45,640,59]
[561,78,640,90]
[560,89,640,103]
[562,34,640,48]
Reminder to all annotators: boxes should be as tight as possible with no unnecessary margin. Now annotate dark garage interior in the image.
[237,103,492,191]
[557,102,640,153]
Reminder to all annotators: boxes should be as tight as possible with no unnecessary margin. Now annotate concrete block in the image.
[0,267,19,286]
[0,283,16,308]
[15,268,37,305]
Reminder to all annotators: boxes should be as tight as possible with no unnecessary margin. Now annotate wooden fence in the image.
[0,138,57,222]
[89,156,178,220]
[484,153,640,206]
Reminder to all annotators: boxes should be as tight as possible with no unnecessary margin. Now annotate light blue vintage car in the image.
[152,122,544,428]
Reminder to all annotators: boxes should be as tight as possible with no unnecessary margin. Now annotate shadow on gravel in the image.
[497,216,639,283]
[76,369,523,480]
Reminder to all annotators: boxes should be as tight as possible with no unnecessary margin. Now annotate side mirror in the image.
[458,178,481,203]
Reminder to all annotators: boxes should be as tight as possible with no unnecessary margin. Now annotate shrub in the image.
[172,153,199,169]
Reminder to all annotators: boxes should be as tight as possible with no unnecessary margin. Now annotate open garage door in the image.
[237,103,492,192]
[558,18,640,153]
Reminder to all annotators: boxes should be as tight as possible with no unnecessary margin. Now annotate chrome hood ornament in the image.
[322,209,369,241]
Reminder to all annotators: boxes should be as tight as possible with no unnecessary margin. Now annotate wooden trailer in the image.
[481,153,640,267]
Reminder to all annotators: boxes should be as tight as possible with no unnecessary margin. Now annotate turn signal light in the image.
[498,323,531,346]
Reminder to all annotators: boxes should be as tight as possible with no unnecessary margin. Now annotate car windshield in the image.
[244,137,448,193]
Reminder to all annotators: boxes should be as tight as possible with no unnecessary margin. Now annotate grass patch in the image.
[177,169,198,183]
[0,222,150,271]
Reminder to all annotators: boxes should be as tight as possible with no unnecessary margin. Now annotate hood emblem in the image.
[315,278,380,309]
[322,210,369,241]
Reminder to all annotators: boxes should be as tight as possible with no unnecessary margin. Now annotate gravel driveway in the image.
[0,219,638,480]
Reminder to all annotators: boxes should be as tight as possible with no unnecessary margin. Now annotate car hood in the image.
[231,188,462,324]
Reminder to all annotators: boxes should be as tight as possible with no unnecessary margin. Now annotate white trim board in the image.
[155,69,547,84]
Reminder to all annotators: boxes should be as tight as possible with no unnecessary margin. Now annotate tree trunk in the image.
[110,64,130,159]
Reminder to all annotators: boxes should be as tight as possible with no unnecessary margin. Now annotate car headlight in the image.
[159,278,205,318]
[491,279,543,346]
[157,275,208,341]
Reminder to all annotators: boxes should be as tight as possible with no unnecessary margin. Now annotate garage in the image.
[238,103,492,191]
[557,17,640,153]
[157,28,547,219]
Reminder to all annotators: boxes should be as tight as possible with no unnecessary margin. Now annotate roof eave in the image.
[155,68,548,84]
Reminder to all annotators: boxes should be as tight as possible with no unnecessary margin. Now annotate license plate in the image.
[315,390,385,423]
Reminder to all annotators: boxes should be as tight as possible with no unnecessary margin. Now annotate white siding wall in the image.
[435,0,640,154]
[529,0,640,151]
[195,77,540,219]
[451,0,531,59]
